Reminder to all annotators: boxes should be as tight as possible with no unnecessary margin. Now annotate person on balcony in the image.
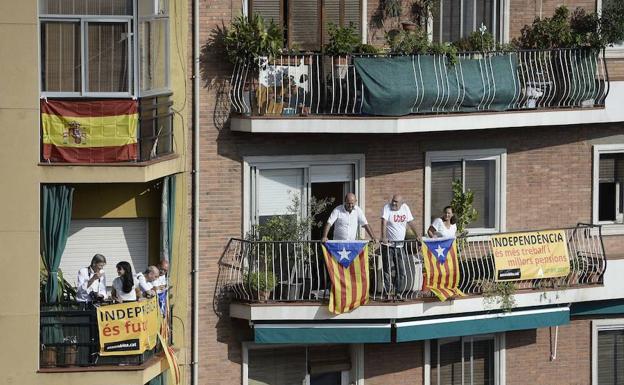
[427,206,457,238]
[321,193,377,242]
[135,266,159,299]
[76,254,108,303]
[111,261,136,303]
[154,259,170,315]
[380,194,422,299]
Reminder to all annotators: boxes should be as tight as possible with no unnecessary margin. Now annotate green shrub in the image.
[223,14,283,66]
[325,22,361,55]
[386,29,429,54]
[244,271,277,292]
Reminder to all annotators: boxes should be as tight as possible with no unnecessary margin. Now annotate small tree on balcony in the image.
[450,179,478,237]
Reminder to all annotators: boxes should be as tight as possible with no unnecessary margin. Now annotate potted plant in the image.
[59,335,78,366]
[40,323,63,367]
[244,271,277,301]
[325,22,360,78]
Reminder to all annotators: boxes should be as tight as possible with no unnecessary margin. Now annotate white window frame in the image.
[592,144,624,235]
[425,148,507,235]
[597,0,624,58]
[242,342,363,385]
[242,154,366,236]
[424,333,506,385]
[39,0,171,98]
[432,0,510,44]
[591,319,624,385]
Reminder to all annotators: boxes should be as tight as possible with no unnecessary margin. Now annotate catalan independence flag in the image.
[41,99,138,163]
[322,241,369,314]
[422,237,465,301]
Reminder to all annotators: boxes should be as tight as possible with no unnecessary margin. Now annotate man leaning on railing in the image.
[381,195,422,299]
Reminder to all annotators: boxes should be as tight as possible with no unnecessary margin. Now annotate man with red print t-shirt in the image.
[380,194,421,299]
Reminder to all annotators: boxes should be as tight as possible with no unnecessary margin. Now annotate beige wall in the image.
[0,0,190,384]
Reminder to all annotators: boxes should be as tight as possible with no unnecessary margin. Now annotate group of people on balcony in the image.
[321,192,457,297]
[76,254,169,305]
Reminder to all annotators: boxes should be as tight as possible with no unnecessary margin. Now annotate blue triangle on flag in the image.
[423,237,455,264]
[324,241,368,268]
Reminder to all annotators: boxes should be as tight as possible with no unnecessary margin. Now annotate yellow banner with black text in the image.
[96,297,161,356]
[492,230,570,281]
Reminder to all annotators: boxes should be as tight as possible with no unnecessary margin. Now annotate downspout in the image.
[192,0,200,383]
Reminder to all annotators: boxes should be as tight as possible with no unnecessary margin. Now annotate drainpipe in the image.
[191,0,200,383]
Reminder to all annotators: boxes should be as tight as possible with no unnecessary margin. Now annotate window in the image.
[592,319,624,385]
[593,145,624,233]
[433,0,508,44]
[598,0,624,56]
[249,0,362,50]
[427,335,505,385]
[243,343,356,385]
[244,155,364,236]
[425,149,506,234]
[39,0,169,97]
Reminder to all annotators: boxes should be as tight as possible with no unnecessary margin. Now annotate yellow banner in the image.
[96,297,161,356]
[41,113,138,148]
[492,230,570,281]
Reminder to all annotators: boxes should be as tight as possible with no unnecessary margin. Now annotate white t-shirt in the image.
[112,276,137,301]
[154,274,168,293]
[327,205,368,240]
[381,203,414,241]
[135,272,154,294]
[76,266,107,302]
[431,217,457,238]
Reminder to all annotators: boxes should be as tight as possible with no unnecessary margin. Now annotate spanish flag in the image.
[41,99,138,163]
[322,241,369,314]
[422,237,465,301]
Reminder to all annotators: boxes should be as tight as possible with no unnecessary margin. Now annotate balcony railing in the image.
[229,48,609,118]
[216,224,605,304]
[39,303,158,368]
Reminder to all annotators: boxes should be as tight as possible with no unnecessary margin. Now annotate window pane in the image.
[41,21,81,92]
[598,154,624,223]
[434,0,501,43]
[431,161,462,223]
[433,339,463,385]
[138,0,168,16]
[39,0,132,15]
[465,160,496,228]
[597,329,624,385]
[471,339,495,385]
[248,347,307,385]
[434,0,461,42]
[140,19,168,92]
[87,22,130,93]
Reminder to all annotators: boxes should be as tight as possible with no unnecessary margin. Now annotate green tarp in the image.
[354,54,520,116]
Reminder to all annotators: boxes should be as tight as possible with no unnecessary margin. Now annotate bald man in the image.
[380,194,421,299]
[136,266,159,298]
[321,193,377,242]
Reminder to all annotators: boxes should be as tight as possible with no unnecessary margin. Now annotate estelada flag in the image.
[41,99,138,163]
[421,237,465,301]
[322,241,369,314]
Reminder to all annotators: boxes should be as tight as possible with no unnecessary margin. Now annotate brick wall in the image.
[364,342,424,384]
[506,319,592,385]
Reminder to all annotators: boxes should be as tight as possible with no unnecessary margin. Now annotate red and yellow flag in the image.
[322,241,369,314]
[41,99,138,163]
[422,237,465,301]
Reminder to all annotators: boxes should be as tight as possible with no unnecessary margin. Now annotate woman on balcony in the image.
[111,261,137,303]
[427,206,457,239]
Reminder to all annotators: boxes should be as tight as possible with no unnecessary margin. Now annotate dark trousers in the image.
[381,245,416,296]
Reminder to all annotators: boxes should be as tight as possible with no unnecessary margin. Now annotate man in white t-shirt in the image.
[321,193,377,242]
[136,266,159,298]
[380,194,422,299]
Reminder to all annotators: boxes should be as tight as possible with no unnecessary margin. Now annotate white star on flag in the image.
[338,247,351,262]
[435,245,445,258]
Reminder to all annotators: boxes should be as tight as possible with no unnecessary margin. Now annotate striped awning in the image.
[254,323,392,344]
[395,307,570,342]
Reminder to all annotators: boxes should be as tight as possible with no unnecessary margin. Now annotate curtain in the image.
[160,175,176,265]
[41,185,74,304]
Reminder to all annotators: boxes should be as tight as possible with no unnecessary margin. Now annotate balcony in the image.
[217,225,608,321]
[39,303,163,369]
[228,49,620,134]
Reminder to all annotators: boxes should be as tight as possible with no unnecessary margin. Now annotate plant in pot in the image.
[59,335,78,366]
[325,22,361,78]
[244,270,277,301]
[386,28,429,54]
[40,322,64,367]
[222,14,283,114]
[482,281,517,312]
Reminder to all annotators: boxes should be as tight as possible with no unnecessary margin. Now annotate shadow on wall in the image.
[200,24,232,131]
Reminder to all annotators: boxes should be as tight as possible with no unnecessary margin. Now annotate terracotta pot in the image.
[40,347,57,367]
[402,21,418,31]
[60,345,78,366]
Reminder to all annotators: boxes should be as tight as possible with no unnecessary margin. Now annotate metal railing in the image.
[229,48,609,117]
[39,303,158,368]
[138,93,174,162]
[215,224,605,304]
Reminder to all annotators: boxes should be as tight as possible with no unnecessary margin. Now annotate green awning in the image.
[254,323,391,344]
[571,299,624,316]
[396,307,569,342]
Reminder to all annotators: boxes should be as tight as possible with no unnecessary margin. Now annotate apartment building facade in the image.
[0,1,191,385]
[199,1,624,385]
